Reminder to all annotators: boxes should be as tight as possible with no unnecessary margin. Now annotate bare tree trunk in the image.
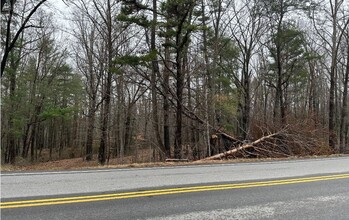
[187,58,195,152]
[22,124,31,158]
[307,53,317,115]
[99,76,111,164]
[98,0,113,165]
[329,0,339,150]
[163,41,171,158]
[329,60,337,149]
[276,31,286,126]
[201,0,211,157]
[49,120,54,160]
[150,0,164,159]
[117,74,125,159]
[124,107,133,154]
[7,69,16,164]
[174,59,184,159]
[5,2,17,164]
[339,38,349,152]
[242,65,251,139]
[30,123,36,162]
[86,99,96,160]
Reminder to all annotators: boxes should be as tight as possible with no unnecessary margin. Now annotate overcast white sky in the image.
[42,1,73,44]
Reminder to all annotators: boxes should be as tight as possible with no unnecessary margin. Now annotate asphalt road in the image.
[1,157,349,219]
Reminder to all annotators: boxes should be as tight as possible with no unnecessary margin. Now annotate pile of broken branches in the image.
[200,127,332,161]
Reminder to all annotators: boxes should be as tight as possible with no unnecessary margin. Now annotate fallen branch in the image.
[165,158,189,162]
[200,132,280,161]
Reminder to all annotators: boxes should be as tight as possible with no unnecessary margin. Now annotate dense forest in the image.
[1,0,348,165]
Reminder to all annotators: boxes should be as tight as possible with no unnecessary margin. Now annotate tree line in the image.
[1,0,348,165]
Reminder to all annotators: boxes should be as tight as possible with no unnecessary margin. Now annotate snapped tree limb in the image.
[200,132,280,161]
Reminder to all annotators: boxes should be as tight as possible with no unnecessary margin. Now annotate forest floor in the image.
[1,154,347,172]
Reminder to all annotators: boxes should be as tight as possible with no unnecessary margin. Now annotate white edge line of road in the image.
[1,156,349,177]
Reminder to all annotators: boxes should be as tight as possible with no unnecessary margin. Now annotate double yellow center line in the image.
[1,173,349,209]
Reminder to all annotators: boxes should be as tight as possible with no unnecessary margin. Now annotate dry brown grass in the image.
[1,154,347,172]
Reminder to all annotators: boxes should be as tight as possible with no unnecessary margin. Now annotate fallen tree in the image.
[199,124,333,161]
[200,132,280,161]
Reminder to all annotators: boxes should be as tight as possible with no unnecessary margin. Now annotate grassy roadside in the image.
[1,154,347,172]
